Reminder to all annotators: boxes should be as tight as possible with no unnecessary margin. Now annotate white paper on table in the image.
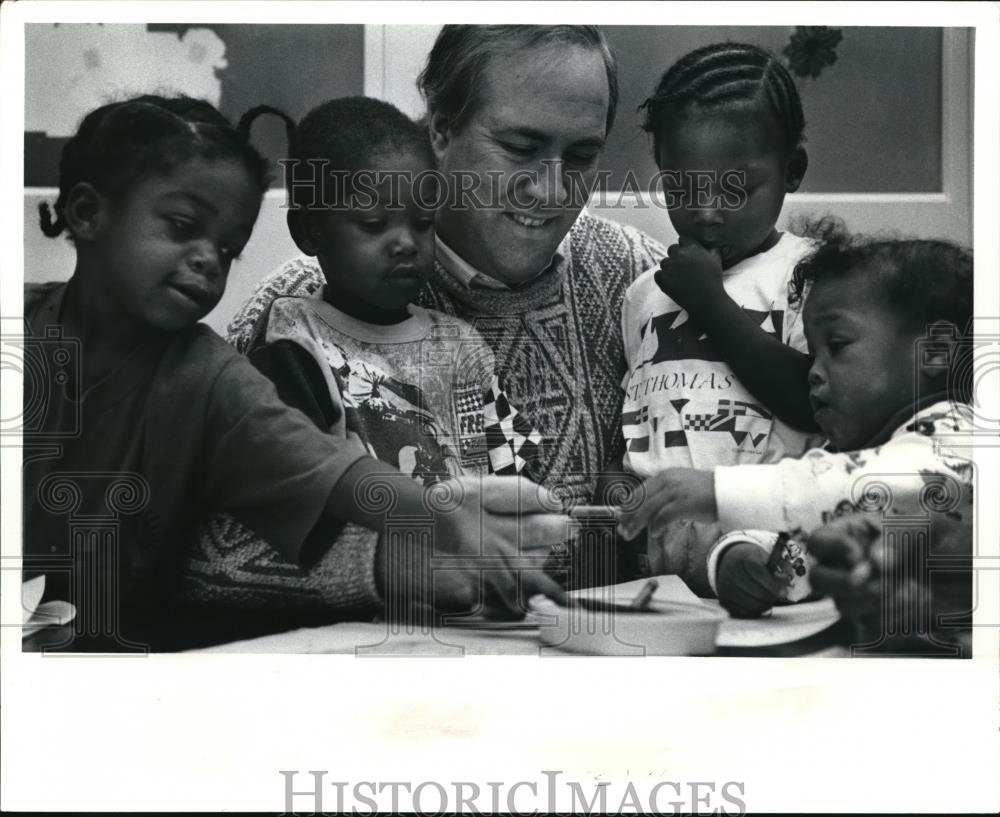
[426,576,700,632]
[22,575,46,623]
[21,575,76,639]
[570,574,704,607]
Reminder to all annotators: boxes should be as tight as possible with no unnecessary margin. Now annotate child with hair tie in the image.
[24,95,564,651]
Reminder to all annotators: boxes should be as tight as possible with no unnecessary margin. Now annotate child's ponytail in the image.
[38,202,66,238]
[237,104,296,149]
[39,95,280,240]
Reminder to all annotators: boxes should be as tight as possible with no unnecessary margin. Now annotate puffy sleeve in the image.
[706,407,974,603]
[713,428,971,537]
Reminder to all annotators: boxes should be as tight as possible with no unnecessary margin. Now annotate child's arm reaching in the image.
[200,339,568,618]
[617,403,973,612]
[320,459,568,617]
[619,426,969,542]
[655,236,818,431]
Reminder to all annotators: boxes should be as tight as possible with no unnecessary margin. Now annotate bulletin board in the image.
[24,23,366,187]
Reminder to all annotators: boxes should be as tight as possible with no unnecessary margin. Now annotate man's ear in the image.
[287,209,318,256]
[427,109,452,162]
[784,146,808,193]
[62,182,106,241]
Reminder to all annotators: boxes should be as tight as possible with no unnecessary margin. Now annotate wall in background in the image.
[23,23,973,331]
[24,23,952,193]
[604,25,943,193]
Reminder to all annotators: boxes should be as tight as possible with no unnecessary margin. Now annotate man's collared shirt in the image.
[434,233,570,291]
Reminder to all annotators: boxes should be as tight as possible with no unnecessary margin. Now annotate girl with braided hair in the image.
[612,42,825,588]
[24,95,565,651]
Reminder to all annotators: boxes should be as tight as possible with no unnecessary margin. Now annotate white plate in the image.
[530,595,726,656]
[711,598,841,648]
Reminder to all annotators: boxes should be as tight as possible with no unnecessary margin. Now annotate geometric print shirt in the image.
[227,213,667,504]
[250,296,542,483]
[621,231,821,477]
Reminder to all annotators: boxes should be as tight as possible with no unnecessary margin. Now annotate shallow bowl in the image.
[529,595,726,656]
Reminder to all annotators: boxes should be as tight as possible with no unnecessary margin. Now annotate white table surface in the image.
[187,576,844,656]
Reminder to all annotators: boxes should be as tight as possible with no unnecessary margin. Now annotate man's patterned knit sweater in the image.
[228,212,666,504]
[172,214,665,620]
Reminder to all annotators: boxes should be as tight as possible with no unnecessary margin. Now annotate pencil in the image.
[630,578,659,611]
[568,505,618,519]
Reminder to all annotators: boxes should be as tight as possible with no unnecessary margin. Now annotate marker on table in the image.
[630,578,659,611]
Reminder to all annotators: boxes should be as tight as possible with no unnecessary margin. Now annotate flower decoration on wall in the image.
[783,26,843,79]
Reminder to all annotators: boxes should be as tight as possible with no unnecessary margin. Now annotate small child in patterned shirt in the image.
[242,96,544,484]
[618,224,974,637]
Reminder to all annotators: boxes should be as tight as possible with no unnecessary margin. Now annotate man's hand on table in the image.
[375,475,569,622]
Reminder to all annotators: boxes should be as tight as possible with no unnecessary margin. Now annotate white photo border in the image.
[2,2,998,813]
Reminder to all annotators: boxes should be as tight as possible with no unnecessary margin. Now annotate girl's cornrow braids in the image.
[38,100,132,238]
[39,95,274,239]
[152,97,274,188]
[639,42,805,151]
[39,98,205,238]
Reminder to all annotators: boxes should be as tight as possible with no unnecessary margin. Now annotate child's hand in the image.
[716,542,786,617]
[616,468,717,541]
[654,236,725,315]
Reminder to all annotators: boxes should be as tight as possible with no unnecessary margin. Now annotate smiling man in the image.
[412,26,667,506]
[422,28,613,286]
[227,26,665,588]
